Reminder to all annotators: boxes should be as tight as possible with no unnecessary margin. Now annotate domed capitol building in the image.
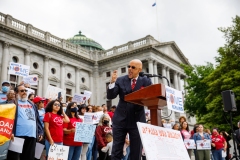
[0,12,195,124]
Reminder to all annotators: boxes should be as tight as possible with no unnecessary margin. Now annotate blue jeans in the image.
[122,146,130,160]
[68,146,82,160]
[87,136,95,160]
[212,149,224,160]
[45,140,63,156]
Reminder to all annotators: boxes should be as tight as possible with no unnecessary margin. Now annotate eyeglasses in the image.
[127,65,136,69]
[20,89,28,93]
[53,103,61,107]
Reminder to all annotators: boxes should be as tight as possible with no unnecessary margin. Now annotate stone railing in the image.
[0,12,90,59]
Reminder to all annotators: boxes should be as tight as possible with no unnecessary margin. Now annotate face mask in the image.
[103,120,109,125]
[71,107,78,112]
[2,86,9,93]
[212,131,218,135]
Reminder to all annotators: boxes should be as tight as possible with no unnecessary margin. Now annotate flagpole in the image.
[155,0,160,41]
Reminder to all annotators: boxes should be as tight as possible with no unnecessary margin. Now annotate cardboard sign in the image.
[23,75,38,85]
[0,104,16,160]
[165,85,184,113]
[196,140,211,150]
[184,139,196,149]
[74,123,96,143]
[45,85,66,100]
[8,62,30,77]
[83,90,92,100]
[84,111,104,124]
[47,144,69,160]
[137,122,190,160]
[72,93,87,104]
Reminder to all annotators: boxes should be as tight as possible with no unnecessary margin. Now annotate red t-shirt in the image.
[95,125,112,149]
[43,112,64,143]
[211,135,226,150]
[108,112,114,119]
[63,117,83,146]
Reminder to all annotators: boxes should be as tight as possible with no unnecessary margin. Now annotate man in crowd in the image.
[107,59,152,160]
[7,85,43,160]
[0,90,15,104]
[0,81,11,103]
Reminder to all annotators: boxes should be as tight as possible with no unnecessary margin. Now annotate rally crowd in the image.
[0,80,239,160]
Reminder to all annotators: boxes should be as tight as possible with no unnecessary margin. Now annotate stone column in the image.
[177,73,181,91]
[60,62,66,90]
[24,49,31,66]
[1,42,10,84]
[153,61,158,84]
[43,56,50,96]
[183,77,188,95]
[38,77,43,96]
[75,67,80,94]
[166,67,170,86]
[148,58,154,83]
[161,64,167,85]
[89,72,94,104]
[173,71,179,90]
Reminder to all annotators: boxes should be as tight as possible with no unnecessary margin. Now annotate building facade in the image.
[0,12,195,124]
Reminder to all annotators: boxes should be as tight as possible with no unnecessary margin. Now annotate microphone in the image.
[139,72,154,77]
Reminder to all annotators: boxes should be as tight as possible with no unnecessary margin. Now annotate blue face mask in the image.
[2,86,9,93]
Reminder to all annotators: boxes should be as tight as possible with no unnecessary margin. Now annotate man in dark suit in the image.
[234,122,240,155]
[107,59,152,160]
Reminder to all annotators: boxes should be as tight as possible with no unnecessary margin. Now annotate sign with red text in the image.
[184,139,196,149]
[8,62,30,77]
[196,140,211,150]
[23,75,38,85]
[47,144,69,160]
[137,122,190,160]
[165,85,184,113]
[84,111,104,124]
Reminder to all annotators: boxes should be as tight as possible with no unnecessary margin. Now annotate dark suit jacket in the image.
[107,75,152,128]
[235,129,240,148]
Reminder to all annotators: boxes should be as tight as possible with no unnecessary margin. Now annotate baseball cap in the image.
[2,81,10,86]
[33,96,45,103]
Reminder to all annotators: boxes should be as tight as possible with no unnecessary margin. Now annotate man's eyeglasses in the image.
[20,89,28,93]
[53,103,61,107]
[127,65,136,69]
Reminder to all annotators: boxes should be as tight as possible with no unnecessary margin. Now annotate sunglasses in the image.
[53,103,61,107]
[20,89,28,93]
[127,65,136,69]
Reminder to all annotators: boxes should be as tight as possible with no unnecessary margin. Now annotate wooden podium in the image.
[124,84,167,126]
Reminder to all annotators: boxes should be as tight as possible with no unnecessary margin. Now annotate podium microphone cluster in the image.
[139,72,160,78]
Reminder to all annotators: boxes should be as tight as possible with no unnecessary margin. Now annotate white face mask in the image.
[18,94,28,102]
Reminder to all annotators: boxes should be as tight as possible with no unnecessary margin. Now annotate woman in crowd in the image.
[179,116,187,125]
[221,131,231,160]
[44,100,70,158]
[63,102,83,160]
[96,114,112,160]
[211,128,227,160]
[28,93,35,102]
[172,123,179,130]
[87,105,93,112]
[33,96,45,128]
[193,124,211,160]
[180,121,192,158]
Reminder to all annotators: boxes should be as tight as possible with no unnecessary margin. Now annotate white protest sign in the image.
[8,62,30,77]
[45,85,66,100]
[74,123,96,143]
[23,75,38,85]
[47,144,69,160]
[8,137,25,153]
[165,85,184,113]
[163,123,172,129]
[35,142,45,159]
[196,140,211,150]
[84,111,104,124]
[137,122,190,160]
[26,88,35,98]
[184,139,196,149]
[72,93,87,103]
[84,90,92,100]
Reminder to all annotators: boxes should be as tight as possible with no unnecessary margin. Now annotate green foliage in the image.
[183,16,240,131]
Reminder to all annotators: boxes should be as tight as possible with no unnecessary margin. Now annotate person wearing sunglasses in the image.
[44,100,70,158]
[107,59,152,160]
[7,85,44,160]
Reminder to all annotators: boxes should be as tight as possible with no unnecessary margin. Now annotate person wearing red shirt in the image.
[108,105,116,120]
[211,128,227,160]
[96,114,112,160]
[63,102,83,160]
[43,100,70,158]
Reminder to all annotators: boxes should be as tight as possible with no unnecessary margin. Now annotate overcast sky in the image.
[0,0,239,65]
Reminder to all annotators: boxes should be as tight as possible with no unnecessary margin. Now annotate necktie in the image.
[131,79,136,90]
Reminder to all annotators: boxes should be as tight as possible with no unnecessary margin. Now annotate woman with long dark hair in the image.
[44,100,70,158]
[180,121,192,158]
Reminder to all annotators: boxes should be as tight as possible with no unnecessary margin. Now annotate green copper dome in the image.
[67,31,104,51]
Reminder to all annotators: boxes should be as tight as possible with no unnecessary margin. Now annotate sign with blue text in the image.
[8,62,30,77]
[23,75,38,85]
[165,85,184,113]
[74,123,96,143]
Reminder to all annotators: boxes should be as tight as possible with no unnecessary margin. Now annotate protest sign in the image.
[84,111,104,124]
[84,90,92,100]
[165,85,184,113]
[0,104,16,160]
[35,142,45,159]
[47,144,69,160]
[196,140,211,150]
[74,123,96,143]
[23,75,38,85]
[8,137,24,153]
[8,62,30,77]
[72,93,87,104]
[45,85,66,100]
[184,139,196,149]
[137,122,190,160]
[26,88,35,98]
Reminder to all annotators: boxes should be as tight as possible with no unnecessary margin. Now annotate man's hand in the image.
[10,134,14,142]
[111,70,118,83]
[38,135,43,142]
